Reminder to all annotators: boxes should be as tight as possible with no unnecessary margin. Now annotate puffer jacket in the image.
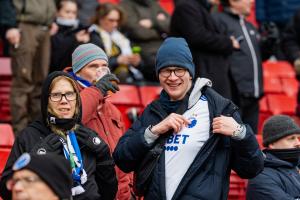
[247,151,300,200]
[113,78,264,200]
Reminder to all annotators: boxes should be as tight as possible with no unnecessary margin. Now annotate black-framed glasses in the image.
[159,68,187,78]
[6,176,42,190]
[49,92,77,102]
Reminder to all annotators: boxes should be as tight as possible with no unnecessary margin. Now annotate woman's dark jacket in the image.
[113,85,264,200]
[170,0,233,99]
[0,72,118,200]
[247,151,300,200]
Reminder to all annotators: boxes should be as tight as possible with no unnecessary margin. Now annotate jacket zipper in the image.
[240,17,259,97]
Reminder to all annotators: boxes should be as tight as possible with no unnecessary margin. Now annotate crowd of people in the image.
[0,0,300,199]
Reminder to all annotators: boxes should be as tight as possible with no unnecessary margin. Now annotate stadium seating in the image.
[0,58,12,122]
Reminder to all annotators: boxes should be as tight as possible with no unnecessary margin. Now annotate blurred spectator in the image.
[91,3,144,83]
[7,153,72,200]
[0,71,118,200]
[50,0,92,72]
[120,0,170,82]
[171,0,239,99]
[213,0,264,133]
[6,0,56,135]
[76,0,99,26]
[66,43,132,200]
[256,0,300,31]
[282,9,300,117]
[0,0,16,56]
[247,115,300,199]
[256,0,300,59]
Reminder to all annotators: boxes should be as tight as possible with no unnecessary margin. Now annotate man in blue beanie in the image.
[113,37,264,199]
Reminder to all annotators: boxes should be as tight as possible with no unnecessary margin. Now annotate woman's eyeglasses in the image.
[49,92,77,102]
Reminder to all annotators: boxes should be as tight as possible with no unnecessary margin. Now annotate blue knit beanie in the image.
[155,37,195,78]
[72,43,108,73]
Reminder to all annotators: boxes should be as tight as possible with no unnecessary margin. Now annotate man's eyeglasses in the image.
[159,68,187,78]
[6,177,42,190]
[49,92,77,102]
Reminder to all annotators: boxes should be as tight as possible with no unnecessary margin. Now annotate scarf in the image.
[62,130,87,196]
[97,26,132,57]
[69,71,92,88]
[56,17,79,28]
[159,90,183,114]
[265,148,300,166]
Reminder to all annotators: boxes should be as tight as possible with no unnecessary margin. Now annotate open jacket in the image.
[247,151,300,200]
[113,78,264,200]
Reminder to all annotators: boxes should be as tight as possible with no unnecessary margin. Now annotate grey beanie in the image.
[155,37,195,78]
[72,43,108,73]
[263,115,300,147]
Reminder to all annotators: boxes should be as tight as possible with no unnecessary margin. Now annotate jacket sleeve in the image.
[120,2,167,41]
[0,136,27,199]
[80,86,104,124]
[230,110,264,179]
[95,142,118,200]
[171,3,233,55]
[246,172,295,200]
[113,110,155,173]
[281,12,300,63]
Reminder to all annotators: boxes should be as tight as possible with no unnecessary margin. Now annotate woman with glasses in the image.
[0,71,118,200]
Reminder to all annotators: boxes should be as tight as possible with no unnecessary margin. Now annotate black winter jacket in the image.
[113,84,264,200]
[0,72,117,200]
[247,152,300,200]
[212,10,264,98]
[170,0,233,99]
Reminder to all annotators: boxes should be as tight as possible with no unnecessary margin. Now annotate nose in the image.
[294,137,300,148]
[168,71,178,80]
[60,95,68,103]
[13,180,25,192]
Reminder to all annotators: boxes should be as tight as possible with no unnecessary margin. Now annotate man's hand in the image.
[139,19,152,29]
[31,133,63,154]
[95,73,120,96]
[151,113,190,135]
[6,28,21,47]
[212,115,240,136]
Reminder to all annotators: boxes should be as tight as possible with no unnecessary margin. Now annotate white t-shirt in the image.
[165,95,210,200]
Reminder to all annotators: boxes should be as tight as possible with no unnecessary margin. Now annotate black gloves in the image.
[75,126,110,156]
[95,74,120,96]
[31,133,63,154]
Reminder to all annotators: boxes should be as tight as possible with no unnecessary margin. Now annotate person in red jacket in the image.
[66,43,132,200]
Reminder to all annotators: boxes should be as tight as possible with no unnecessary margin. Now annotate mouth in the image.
[167,82,181,88]
[58,108,71,113]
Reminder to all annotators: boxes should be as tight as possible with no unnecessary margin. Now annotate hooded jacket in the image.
[247,151,300,200]
[113,78,264,200]
[64,67,132,200]
[0,71,118,200]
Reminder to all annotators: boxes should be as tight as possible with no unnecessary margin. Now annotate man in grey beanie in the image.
[114,37,263,199]
[64,43,132,200]
[247,114,300,200]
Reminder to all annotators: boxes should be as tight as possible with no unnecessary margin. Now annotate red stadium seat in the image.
[263,60,296,79]
[138,85,162,108]
[108,85,142,130]
[0,148,10,175]
[256,134,264,149]
[263,77,283,93]
[228,171,247,200]
[0,123,14,147]
[267,94,297,115]
[281,78,299,97]
[159,0,174,15]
